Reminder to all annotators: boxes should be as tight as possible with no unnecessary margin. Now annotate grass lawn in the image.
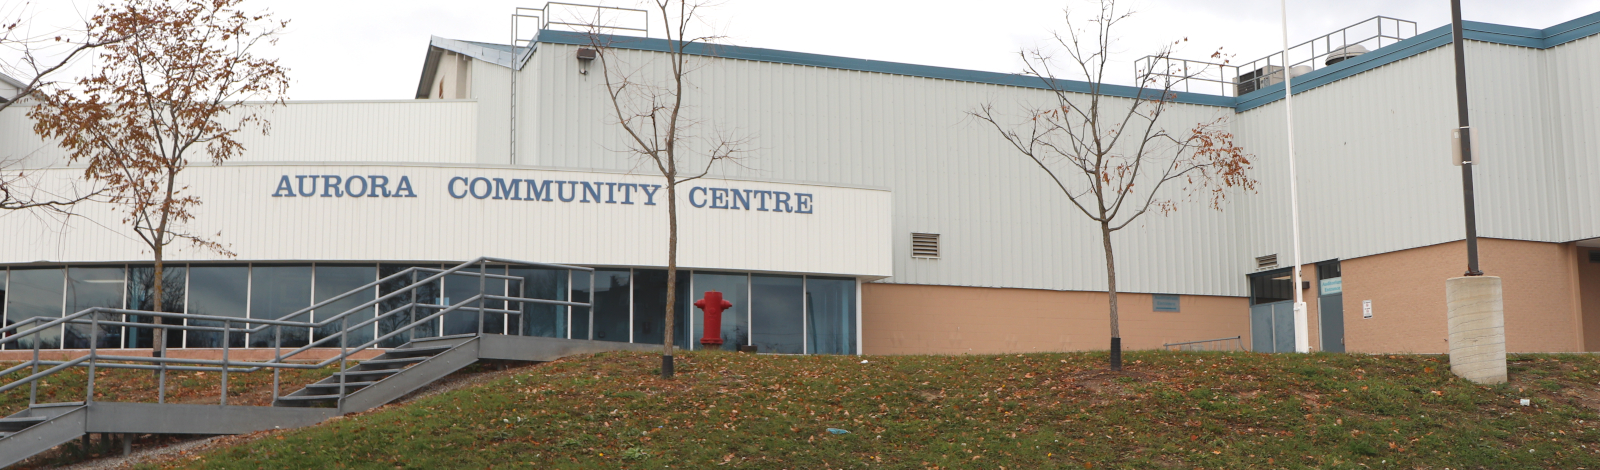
[132,350,1600,469]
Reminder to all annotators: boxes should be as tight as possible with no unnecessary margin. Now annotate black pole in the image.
[1450,0,1484,277]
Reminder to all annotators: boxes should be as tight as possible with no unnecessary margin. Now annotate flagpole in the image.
[1281,0,1310,353]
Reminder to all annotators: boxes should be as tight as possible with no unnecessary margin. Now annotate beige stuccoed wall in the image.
[1579,247,1600,352]
[1342,238,1584,354]
[860,284,1249,355]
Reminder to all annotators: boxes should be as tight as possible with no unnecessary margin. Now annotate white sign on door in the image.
[1362,300,1373,319]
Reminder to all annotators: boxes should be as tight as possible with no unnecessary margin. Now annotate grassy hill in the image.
[143,350,1600,469]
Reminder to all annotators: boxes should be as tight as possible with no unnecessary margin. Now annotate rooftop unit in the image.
[1136,16,1417,97]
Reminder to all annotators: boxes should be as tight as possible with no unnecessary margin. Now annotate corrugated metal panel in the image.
[1233,38,1597,266]
[525,43,1250,297]
[0,101,478,167]
[1547,34,1600,242]
[0,166,892,278]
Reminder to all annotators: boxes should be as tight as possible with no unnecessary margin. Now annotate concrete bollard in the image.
[1446,276,1507,384]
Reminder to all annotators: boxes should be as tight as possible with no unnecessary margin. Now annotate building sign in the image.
[1320,277,1342,295]
[1362,300,1373,319]
[268,174,814,214]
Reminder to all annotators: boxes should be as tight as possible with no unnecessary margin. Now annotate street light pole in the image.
[1450,0,1484,276]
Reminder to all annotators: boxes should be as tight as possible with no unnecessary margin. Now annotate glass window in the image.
[127,265,188,349]
[512,267,569,338]
[591,269,631,343]
[691,272,749,351]
[751,274,803,354]
[1248,269,1294,306]
[570,272,591,340]
[441,268,499,336]
[805,277,856,355]
[249,265,312,348]
[377,264,436,347]
[64,266,126,349]
[6,268,64,350]
[314,264,377,347]
[187,265,247,348]
[632,269,690,349]
[480,265,510,336]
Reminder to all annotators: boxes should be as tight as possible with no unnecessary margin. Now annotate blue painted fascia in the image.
[534,10,1600,115]
[537,29,1237,108]
[1541,11,1600,47]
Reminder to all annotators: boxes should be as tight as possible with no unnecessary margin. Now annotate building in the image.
[1,7,1598,356]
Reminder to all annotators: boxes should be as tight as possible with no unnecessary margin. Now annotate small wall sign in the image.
[1362,300,1373,319]
[1320,277,1342,295]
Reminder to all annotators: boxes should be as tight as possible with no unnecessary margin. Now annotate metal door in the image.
[1319,295,1345,353]
[1250,300,1297,353]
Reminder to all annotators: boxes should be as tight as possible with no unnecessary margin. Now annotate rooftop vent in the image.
[1325,44,1370,66]
[911,233,940,259]
[1256,254,1279,270]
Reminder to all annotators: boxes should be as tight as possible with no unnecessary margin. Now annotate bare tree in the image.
[587,0,749,378]
[0,1,129,211]
[971,0,1255,371]
[30,0,289,356]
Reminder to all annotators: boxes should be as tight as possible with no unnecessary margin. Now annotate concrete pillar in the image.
[1446,276,1507,384]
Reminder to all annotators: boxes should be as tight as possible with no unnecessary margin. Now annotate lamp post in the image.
[1443,0,1506,385]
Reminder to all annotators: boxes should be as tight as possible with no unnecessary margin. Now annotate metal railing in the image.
[1139,16,1417,97]
[0,257,594,412]
[1163,336,1245,352]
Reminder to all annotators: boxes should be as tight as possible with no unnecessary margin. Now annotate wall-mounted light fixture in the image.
[576,48,597,75]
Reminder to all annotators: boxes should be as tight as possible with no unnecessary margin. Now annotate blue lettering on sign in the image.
[274,174,414,198]
[271,175,816,212]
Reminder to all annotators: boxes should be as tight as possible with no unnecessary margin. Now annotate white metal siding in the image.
[0,101,479,167]
[525,43,1251,297]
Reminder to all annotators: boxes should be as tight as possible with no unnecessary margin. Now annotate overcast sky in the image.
[6,0,1599,100]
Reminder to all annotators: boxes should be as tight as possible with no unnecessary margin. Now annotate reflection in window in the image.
[806,277,856,355]
[6,268,64,350]
[751,274,804,354]
[442,269,497,336]
[187,265,246,348]
[591,270,631,343]
[691,272,749,351]
[633,269,690,349]
[314,264,376,347]
[64,266,126,349]
[377,264,433,347]
[249,265,312,348]
[126,266,187,349]
[570,272,591,340]
[514,267,569,338]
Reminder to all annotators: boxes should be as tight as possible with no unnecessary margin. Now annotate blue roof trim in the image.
[1235,13,1600,113]
[532,10,1600,114]
[537,30,1237,108]
[1542,11,1600,47]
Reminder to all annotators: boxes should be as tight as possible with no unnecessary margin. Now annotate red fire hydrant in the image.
[694,291,733,347]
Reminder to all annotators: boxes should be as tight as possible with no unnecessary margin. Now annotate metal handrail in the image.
[0,257,596,411]
[1163,336,1245,352]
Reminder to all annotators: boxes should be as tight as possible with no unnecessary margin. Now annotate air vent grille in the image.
[1256,254,1279,270]
[911,233,940,259]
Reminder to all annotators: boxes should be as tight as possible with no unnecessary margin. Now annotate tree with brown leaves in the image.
[586,0,750,378]
[971,0,1255,371]
[30,0,289,355]
[0,2,130,211]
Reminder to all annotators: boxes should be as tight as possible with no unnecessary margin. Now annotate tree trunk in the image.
[662,183,678,379]
[1100,221,1121,371]
[152,245,165,358]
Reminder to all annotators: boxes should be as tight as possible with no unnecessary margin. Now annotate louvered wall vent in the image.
[1256,254,1279,270]
[911,233,940,259]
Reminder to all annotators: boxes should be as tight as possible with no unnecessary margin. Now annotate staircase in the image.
[0,257,647,468]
